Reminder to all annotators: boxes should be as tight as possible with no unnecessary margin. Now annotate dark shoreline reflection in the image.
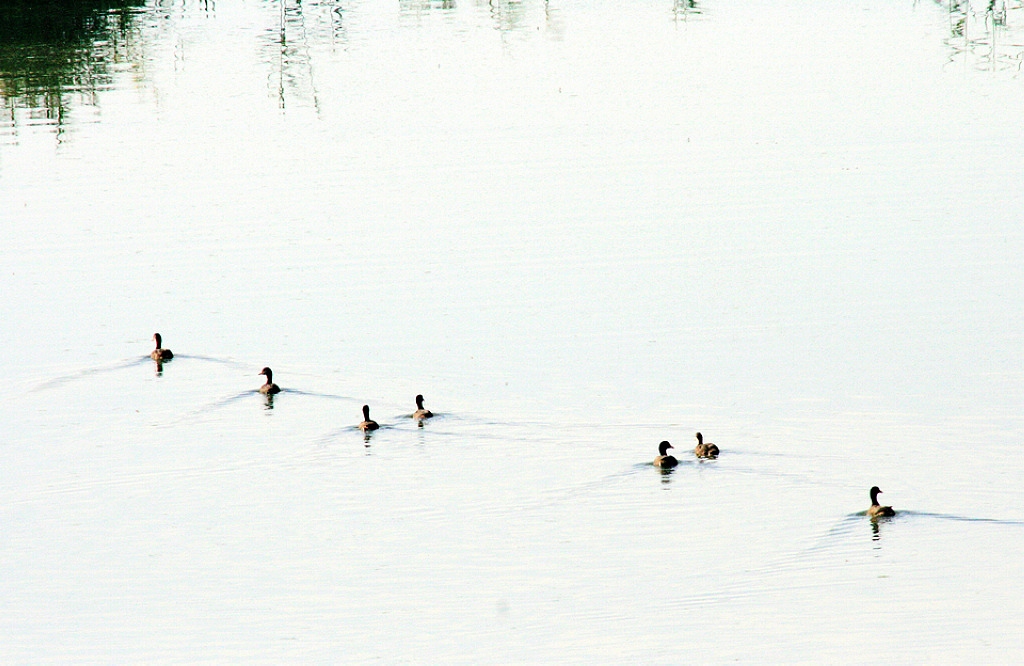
[480,0,529,34]
[7,0,1018,144]
[0,0,146,140]
[259,0,348,114]
[400,0,457,16]
[938,0,1024,72]
[673,0,702,24]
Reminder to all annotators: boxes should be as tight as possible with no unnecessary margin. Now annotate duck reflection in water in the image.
[871,519,882,543]
[264,393,275,410]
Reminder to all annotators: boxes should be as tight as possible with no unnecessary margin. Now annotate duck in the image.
[694,432,719,458]
[358,404,379,431]
[868,486,896,518]
[412,394,434,420]
[150,333,173,360]
[654,440,678,468]
[258,367,280,394]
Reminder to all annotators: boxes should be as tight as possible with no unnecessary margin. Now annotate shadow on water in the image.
[27,353,253,394]
[884,509,1024,527]
[312,425,369,447]
[667,507,1024,611]
[27,354,359,422]
[0,0,146,142]
[796,508,1024,562]
[163,386,359,426]
[486,461,692,516]
[27,356,151,393]
[166,390,260,423]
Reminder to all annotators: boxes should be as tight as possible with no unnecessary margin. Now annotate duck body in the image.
[653,441,678,468]
[258,367,281,395]
[358,404,379,431]
[150,333,173,360]
[694,432,719,458]
[412,394,434,420]
[868,486,896,517]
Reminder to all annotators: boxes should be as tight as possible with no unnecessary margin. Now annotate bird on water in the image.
[258,367,280,394]
[412,394,433,420]
[358,404,379,431]
[654,441,678,468]
[868,486,896,518]
[694,432,720,458]
[150,333,173,361]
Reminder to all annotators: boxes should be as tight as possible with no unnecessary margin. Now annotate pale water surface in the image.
[1,0,1023,662]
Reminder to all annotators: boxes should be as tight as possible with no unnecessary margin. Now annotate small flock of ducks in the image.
[152,334,435,430]
[154,333,896,518]
[653,431,720,468]
[651,434,895,517]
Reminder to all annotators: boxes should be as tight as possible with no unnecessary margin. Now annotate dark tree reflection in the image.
[260,0,348,114]
[0,0,145,138]
[936,0,1024,72]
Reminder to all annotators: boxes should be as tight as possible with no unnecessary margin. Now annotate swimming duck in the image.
[358,404,379,431]
[258,367,281,394]
[868,486,896,518]
[412,394,434,420]
[654,441,678,468]
[150,333,173,360]
[694,432,719,458]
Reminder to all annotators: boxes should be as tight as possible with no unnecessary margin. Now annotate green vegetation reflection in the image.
[0,0,145,135]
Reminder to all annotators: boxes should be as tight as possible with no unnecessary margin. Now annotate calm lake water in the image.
[2,0,1023,662]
